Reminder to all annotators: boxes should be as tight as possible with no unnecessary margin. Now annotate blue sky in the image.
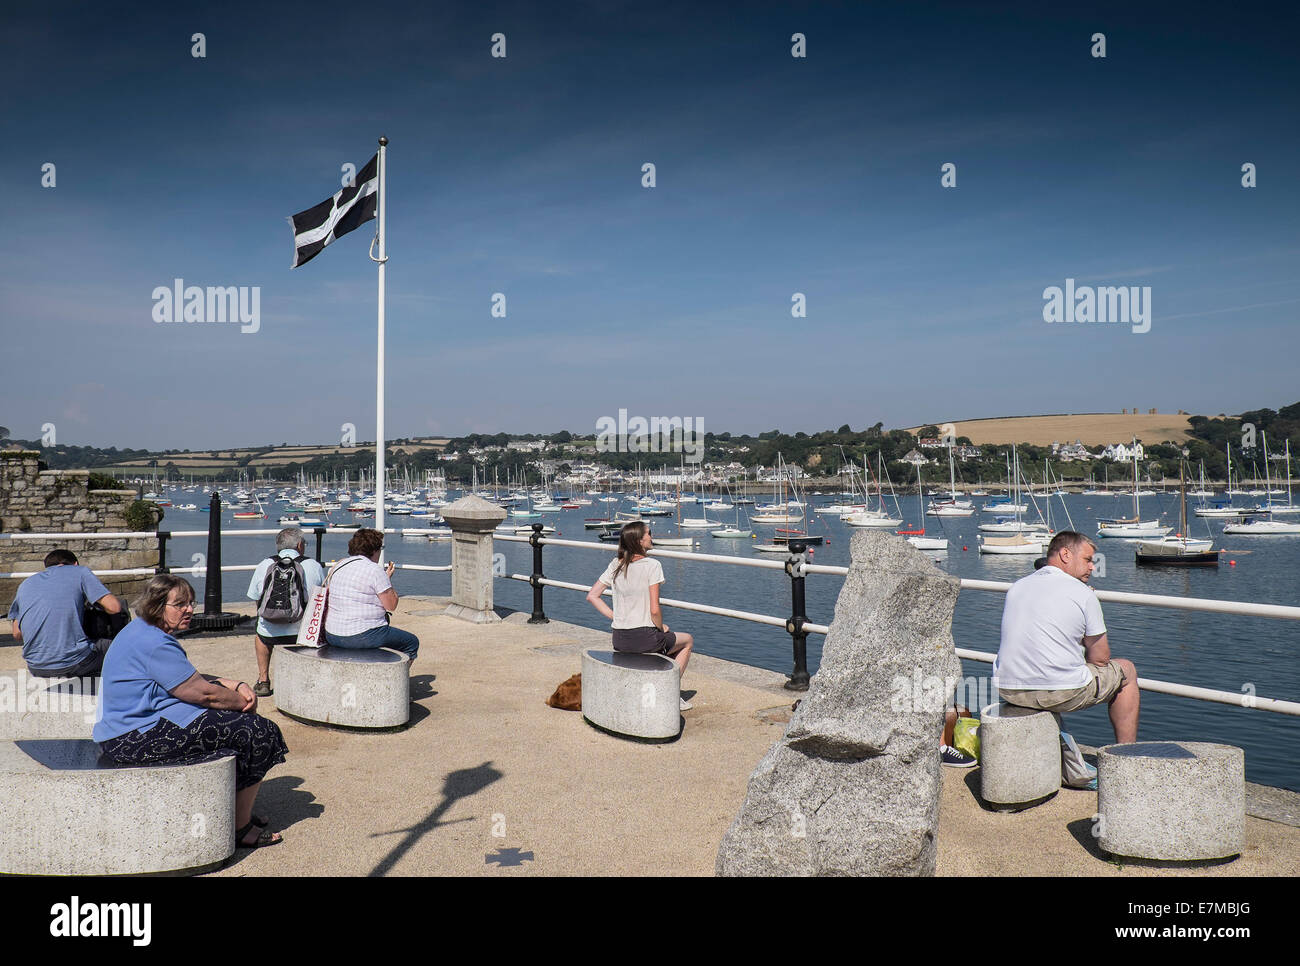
[3,0,1297,450]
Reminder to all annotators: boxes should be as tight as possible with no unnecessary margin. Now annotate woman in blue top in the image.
[94,574,289,849]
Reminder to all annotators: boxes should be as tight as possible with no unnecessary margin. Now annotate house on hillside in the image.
[1050,440,1094,462]
[1102,442,1144,462]
[902,449,935,466]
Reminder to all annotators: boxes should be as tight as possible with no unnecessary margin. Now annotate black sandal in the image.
[236,821,283,849]
[251,813,269,828]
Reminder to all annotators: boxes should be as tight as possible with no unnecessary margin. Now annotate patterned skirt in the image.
[100,709,288,790]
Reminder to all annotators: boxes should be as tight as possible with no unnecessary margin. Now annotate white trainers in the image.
[679,696,693,711]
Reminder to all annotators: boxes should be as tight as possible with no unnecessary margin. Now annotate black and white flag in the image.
[288,153,378,268]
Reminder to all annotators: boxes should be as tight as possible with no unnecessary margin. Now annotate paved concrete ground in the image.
[4,596,1297,876]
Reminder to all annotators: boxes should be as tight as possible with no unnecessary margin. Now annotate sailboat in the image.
[1096,438,1170,538]
[1136,460,1219,564]
[901,462,948,550]
[679,462,716,530]
[1267,439,1300,515]
[844,453,904,528]
[1196,442,1242,517]
[233,491,267,519]
[926,445,974,516]
[752,455,804,524]
[647,475,697,547]
[979,447,1048,534]
[711,482,753,538]
[1223,433,1300,534]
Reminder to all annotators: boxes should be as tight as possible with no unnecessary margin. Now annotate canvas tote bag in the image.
[296,557,359,647]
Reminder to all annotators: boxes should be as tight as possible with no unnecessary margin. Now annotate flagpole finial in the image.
[378,136,388,146]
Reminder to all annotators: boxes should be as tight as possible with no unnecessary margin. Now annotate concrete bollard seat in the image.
[1097,741,1245,861]
[0,738,235,875]
[978,702,1060,810]
[273,644,410,729]
[0,673,99,740]
[581,649,680,740]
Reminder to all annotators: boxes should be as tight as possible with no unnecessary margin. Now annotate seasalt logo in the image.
[1042,278,1151,334]
[49,896,151,946]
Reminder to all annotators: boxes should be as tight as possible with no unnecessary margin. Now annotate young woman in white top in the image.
[586,521,694,681]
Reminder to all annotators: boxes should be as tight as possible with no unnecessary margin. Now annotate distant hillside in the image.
[906,412,1197,447]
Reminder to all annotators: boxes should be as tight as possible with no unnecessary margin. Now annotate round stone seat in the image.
[1097,741,1244,861]
[0,738,235,875]
[581,649,680,740]
[978,702,1061,809]
[273,644,410,729]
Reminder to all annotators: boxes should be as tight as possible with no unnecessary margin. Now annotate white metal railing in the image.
[493,533,1300,716]
[0,527,440,541]
[1,562,450,580]
[504,574,828,633]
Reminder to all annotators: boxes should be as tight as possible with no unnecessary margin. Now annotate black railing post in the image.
[313,527,325,564]
[202,491,222,616]
[155,531,171,574]
[784,539,810,691]
[527,522,548,624]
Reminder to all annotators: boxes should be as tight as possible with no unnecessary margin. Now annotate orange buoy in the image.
[962,545,968,551]
[1230,560,1236,566]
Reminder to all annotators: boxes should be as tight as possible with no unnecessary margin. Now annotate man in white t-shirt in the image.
[992,531,1139,743]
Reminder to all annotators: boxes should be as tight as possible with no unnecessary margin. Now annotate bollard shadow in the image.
[407,701,432,728]
[250,774,324,831]
[1066,818,1241,869]
[962,769,1057,813]
[410,674,437,701]
[1066,817,1112,861]
[367,760,503,876]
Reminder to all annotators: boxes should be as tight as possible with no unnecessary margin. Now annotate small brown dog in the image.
[546,673,582,711]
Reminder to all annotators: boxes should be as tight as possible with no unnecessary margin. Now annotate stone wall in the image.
[0,451,158,609]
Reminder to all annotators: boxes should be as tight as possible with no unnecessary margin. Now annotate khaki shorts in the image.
[999,662,1126,714]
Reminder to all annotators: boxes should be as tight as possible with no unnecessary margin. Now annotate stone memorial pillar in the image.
[440,495,507,624]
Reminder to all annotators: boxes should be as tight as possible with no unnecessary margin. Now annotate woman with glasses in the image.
[94,574,289,850]
[322,528,419,659]
[586,520,695,709]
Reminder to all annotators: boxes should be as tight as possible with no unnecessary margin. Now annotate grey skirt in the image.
[612,626,676,655]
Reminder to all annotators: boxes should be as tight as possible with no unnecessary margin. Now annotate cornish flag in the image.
[288,153,378,268]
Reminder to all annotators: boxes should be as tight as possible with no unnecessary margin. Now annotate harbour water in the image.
[158,489,1298,792]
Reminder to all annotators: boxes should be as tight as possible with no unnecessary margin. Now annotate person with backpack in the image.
[245,527,325,696]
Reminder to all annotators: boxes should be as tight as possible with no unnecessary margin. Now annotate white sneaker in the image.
[679,697,693,711]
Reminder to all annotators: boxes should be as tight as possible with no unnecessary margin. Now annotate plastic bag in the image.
[953,716,980,761]
[1060,730,1096,788]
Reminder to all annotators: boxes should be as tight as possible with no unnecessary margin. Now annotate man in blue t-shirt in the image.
[7,549,123,677]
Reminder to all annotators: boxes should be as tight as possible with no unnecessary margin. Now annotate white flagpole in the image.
[374,136,388,556]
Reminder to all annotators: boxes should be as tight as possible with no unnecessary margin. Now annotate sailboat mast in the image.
[1132,437,1140,519]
